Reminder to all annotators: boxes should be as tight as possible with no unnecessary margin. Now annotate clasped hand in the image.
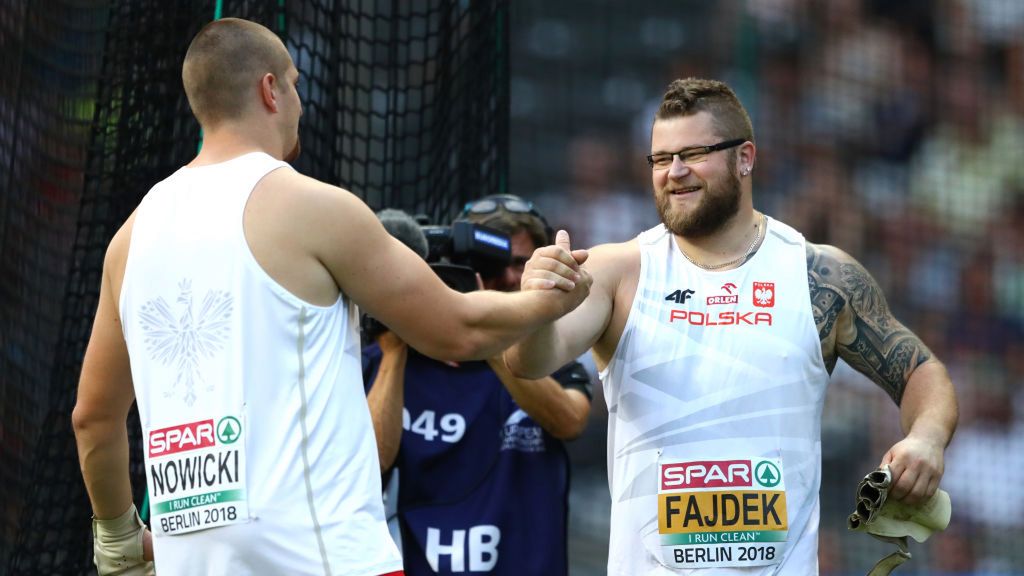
[521,230,591,310]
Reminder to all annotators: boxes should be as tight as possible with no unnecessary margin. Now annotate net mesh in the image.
[1,1,507,572]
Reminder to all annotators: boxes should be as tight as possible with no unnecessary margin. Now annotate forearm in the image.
[504,320,575,379]
[73,415,133,519]
[447,289,567,361]
[366,348,408,471]
[488,359,589,439]
[899,359,958,446]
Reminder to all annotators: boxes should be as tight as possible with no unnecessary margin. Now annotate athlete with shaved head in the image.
[73,18,589,576]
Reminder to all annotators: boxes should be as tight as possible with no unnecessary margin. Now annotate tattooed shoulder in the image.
[806,244,844,372]
[805,243,931,404]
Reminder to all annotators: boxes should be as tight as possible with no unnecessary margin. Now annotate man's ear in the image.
[738,141,756,175]
[259,73,278,112]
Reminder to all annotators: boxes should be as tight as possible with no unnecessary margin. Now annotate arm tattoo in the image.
[806,244,932,404]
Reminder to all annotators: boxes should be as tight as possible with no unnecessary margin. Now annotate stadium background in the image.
[2,0,1022,574]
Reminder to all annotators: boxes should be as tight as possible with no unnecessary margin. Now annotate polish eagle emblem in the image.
[753,281,775,308]
[137,279,233,406]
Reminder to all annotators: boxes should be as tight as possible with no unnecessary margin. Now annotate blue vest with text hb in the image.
[364,345,570,576]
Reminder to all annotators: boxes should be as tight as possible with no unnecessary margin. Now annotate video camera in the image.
[362,218,512,343]
[422,220,512,293]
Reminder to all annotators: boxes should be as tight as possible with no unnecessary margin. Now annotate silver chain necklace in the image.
[679,213,765,271]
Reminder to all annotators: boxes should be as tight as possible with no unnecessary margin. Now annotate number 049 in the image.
[402,409,466,443]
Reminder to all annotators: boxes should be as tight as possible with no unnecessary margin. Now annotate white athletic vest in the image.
[120,152,402,576]
[600,219,830,575]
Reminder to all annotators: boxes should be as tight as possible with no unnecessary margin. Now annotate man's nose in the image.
[667,156,691,179]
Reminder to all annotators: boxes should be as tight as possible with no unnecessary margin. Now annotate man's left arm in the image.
[72,222,154,564]
[488,357,591,440]
[808,243,958,505]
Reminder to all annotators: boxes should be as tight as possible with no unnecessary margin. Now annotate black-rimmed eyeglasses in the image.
[646,138,746,169]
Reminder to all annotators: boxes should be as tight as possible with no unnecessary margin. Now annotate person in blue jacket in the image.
[364,196,592,575]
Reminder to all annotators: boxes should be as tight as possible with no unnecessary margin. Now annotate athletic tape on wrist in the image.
[93,503,155,576]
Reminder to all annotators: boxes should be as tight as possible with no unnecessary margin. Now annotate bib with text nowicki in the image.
[145,415,249,535]
[658,457,788,568]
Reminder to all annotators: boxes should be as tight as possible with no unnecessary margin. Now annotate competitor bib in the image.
[145,414,249,535]
[657,457,788,569]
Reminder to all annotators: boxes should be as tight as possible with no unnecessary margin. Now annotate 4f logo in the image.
[753,282,775,307]
[665,289,695,304]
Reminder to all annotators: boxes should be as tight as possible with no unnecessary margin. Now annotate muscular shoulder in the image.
[806,243,885,316]
[805,242,932,404]
[255,168,378,251]
[104,210,139,306]
[260,168,365,216]
[587,240,641,363]
[806,243,897,348]
[585,240,640,289]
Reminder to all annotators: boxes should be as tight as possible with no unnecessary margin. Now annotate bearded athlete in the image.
[505,77,957,575]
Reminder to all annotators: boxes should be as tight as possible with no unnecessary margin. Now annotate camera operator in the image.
[363,196,592,575]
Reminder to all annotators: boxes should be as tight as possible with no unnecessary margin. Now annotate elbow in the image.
[378,450,396,475]
[548,405,591,441]
[427,333,495,363]
[504,350,547,380]
[449,338,487,363]
[550,419,587,441]
[71,401,120,439]
[71,403,97,438]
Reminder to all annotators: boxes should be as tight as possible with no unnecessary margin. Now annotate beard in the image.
[656,164,741,238]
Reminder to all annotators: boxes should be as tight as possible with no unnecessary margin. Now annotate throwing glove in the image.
[93,503,155,576]
[847,465,951,576]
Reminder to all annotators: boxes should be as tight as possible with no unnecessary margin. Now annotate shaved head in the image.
[182,18,292,128]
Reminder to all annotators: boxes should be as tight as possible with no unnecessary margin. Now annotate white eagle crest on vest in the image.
[138,279,233,406]
[755,286,774,306]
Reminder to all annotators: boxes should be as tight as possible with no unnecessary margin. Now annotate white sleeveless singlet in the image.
[600,219,830,575]
[119,152,402,576]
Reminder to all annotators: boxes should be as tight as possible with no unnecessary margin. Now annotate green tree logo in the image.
[755,461,782,488]
[217,416,242,444]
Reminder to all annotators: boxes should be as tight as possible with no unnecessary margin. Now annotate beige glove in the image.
[847,465,951,576]
[93,503,156,576]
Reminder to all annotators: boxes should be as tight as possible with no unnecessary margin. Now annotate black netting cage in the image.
[1,1,507,572]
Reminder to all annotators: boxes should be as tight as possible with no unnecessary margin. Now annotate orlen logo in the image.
[707,282,739,306]
[661,460,752,490]
[149,419,215,457]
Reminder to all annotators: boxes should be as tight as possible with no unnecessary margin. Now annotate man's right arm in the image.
[365,332,408,471]
[505,243,624,379]
[295,175,590,361]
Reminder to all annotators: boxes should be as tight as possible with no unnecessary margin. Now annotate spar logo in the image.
[149,417,241,457]
[217,417,241,444]
[707,282,739,306]
[755,461,782,488]
[661,460,753,490]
